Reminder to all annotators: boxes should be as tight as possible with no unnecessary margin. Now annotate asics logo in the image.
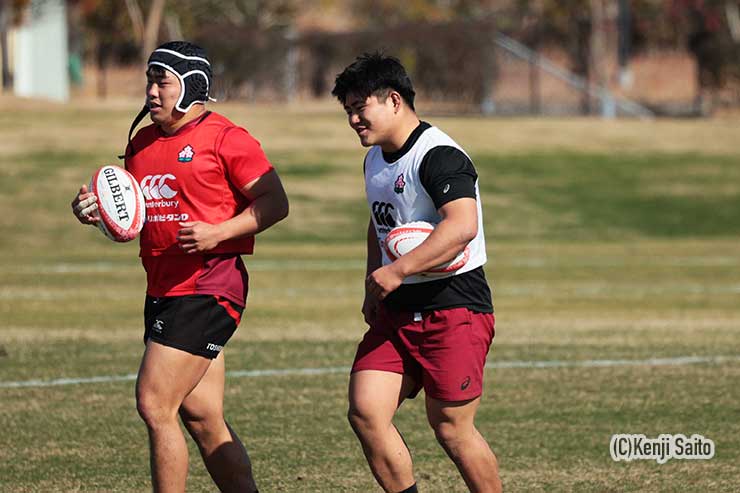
[140,174,178,200]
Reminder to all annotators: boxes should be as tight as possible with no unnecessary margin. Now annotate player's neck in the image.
[380,114,421,153]
[161,105,207,135]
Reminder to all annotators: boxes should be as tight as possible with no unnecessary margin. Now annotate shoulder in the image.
[423,145,472,167]
[420,131,474,168]
[203,111,237,129]
[214,117,270,168]
[418,125,472,170]
[366,145,382,160]
[130,123,159,146]
[419,145,476,187]
[217,126,263,152]
[363,146,383,169]
[201,112,254,136]
[421,125,466,152]
[200,113,263,152]
[200,112,240,142]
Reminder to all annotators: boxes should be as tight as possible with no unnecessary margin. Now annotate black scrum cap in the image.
[148,41,213,112]
[121,41,213,159]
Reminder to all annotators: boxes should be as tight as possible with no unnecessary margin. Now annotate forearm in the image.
[392,219,474,277]
[216,194,289,242]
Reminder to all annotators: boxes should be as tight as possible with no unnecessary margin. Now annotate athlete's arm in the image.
[366,197,477,301]
[362,219,382,324]
[396,197,477,273]
[176,169,289,254]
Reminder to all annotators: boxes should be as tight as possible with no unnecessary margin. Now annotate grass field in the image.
[1,96,739,492]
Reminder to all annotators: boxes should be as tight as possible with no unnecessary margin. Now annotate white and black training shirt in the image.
[364,121,493,313]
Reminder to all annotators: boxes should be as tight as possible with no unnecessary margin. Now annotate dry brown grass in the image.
[4,96,740,157]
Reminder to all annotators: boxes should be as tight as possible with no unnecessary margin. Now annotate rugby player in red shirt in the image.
[72,42,288,493]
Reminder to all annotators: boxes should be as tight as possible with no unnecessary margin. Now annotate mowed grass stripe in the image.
[4,245,738,274]
[3,355,739,389]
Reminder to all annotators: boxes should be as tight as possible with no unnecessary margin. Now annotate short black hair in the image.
[332,52,416,111]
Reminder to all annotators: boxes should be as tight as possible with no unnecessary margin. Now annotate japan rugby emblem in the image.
[89,165,145,242]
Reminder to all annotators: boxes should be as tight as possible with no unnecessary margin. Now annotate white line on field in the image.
[7,254,739,275]
[4,282,740,301]
[2,355,739,390]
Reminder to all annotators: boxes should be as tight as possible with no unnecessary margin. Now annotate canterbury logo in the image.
[140,174,178,200]
[372,201,396,228]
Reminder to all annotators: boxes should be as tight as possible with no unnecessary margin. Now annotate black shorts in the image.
[144,295,244,359]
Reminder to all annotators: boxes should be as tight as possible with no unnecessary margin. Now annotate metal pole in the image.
[618,0,633,88]
[0,2,10,91]
[529,49,541,115]
[284,28,298,102]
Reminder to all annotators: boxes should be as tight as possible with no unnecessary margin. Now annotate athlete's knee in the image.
[179,409,208,438]
[348,402,385,438]
[136,389,176,429]
[179,404,224,441]
[430,419,455,443]
[347,404,366,434]
[429,417,472,452]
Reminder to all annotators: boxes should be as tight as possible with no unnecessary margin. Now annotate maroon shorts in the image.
[351,305,495,402]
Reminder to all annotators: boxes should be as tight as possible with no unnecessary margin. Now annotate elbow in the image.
[459,222,477,244]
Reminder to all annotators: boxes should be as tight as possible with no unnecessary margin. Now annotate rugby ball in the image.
[89,165,145,242]
[384,221,469,274]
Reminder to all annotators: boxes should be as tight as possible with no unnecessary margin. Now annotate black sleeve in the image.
[418,146,478,209]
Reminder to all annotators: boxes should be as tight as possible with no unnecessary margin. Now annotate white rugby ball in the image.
[384,221,469,274]
[89,165,145,242]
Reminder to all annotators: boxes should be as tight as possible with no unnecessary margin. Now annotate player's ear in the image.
[390,91,403,113]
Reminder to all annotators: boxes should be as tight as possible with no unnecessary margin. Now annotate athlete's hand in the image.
[366,263,405,301]
[362,294,379,326]
[177,221,224,254]
[71,184,100,225]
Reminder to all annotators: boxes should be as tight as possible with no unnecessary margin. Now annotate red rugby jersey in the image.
[125,111,274,304]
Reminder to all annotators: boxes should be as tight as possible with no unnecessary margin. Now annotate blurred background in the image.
[3,0,740,117]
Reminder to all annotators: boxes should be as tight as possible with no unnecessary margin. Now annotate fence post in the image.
[284,28,298,102]
[480,19,497,115]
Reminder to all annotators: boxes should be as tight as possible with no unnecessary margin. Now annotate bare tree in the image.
[0,0,10,91]
[0,0,31,91]
[124,0,166,63]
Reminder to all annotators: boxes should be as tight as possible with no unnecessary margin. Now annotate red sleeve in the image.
[217,127,274,189]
